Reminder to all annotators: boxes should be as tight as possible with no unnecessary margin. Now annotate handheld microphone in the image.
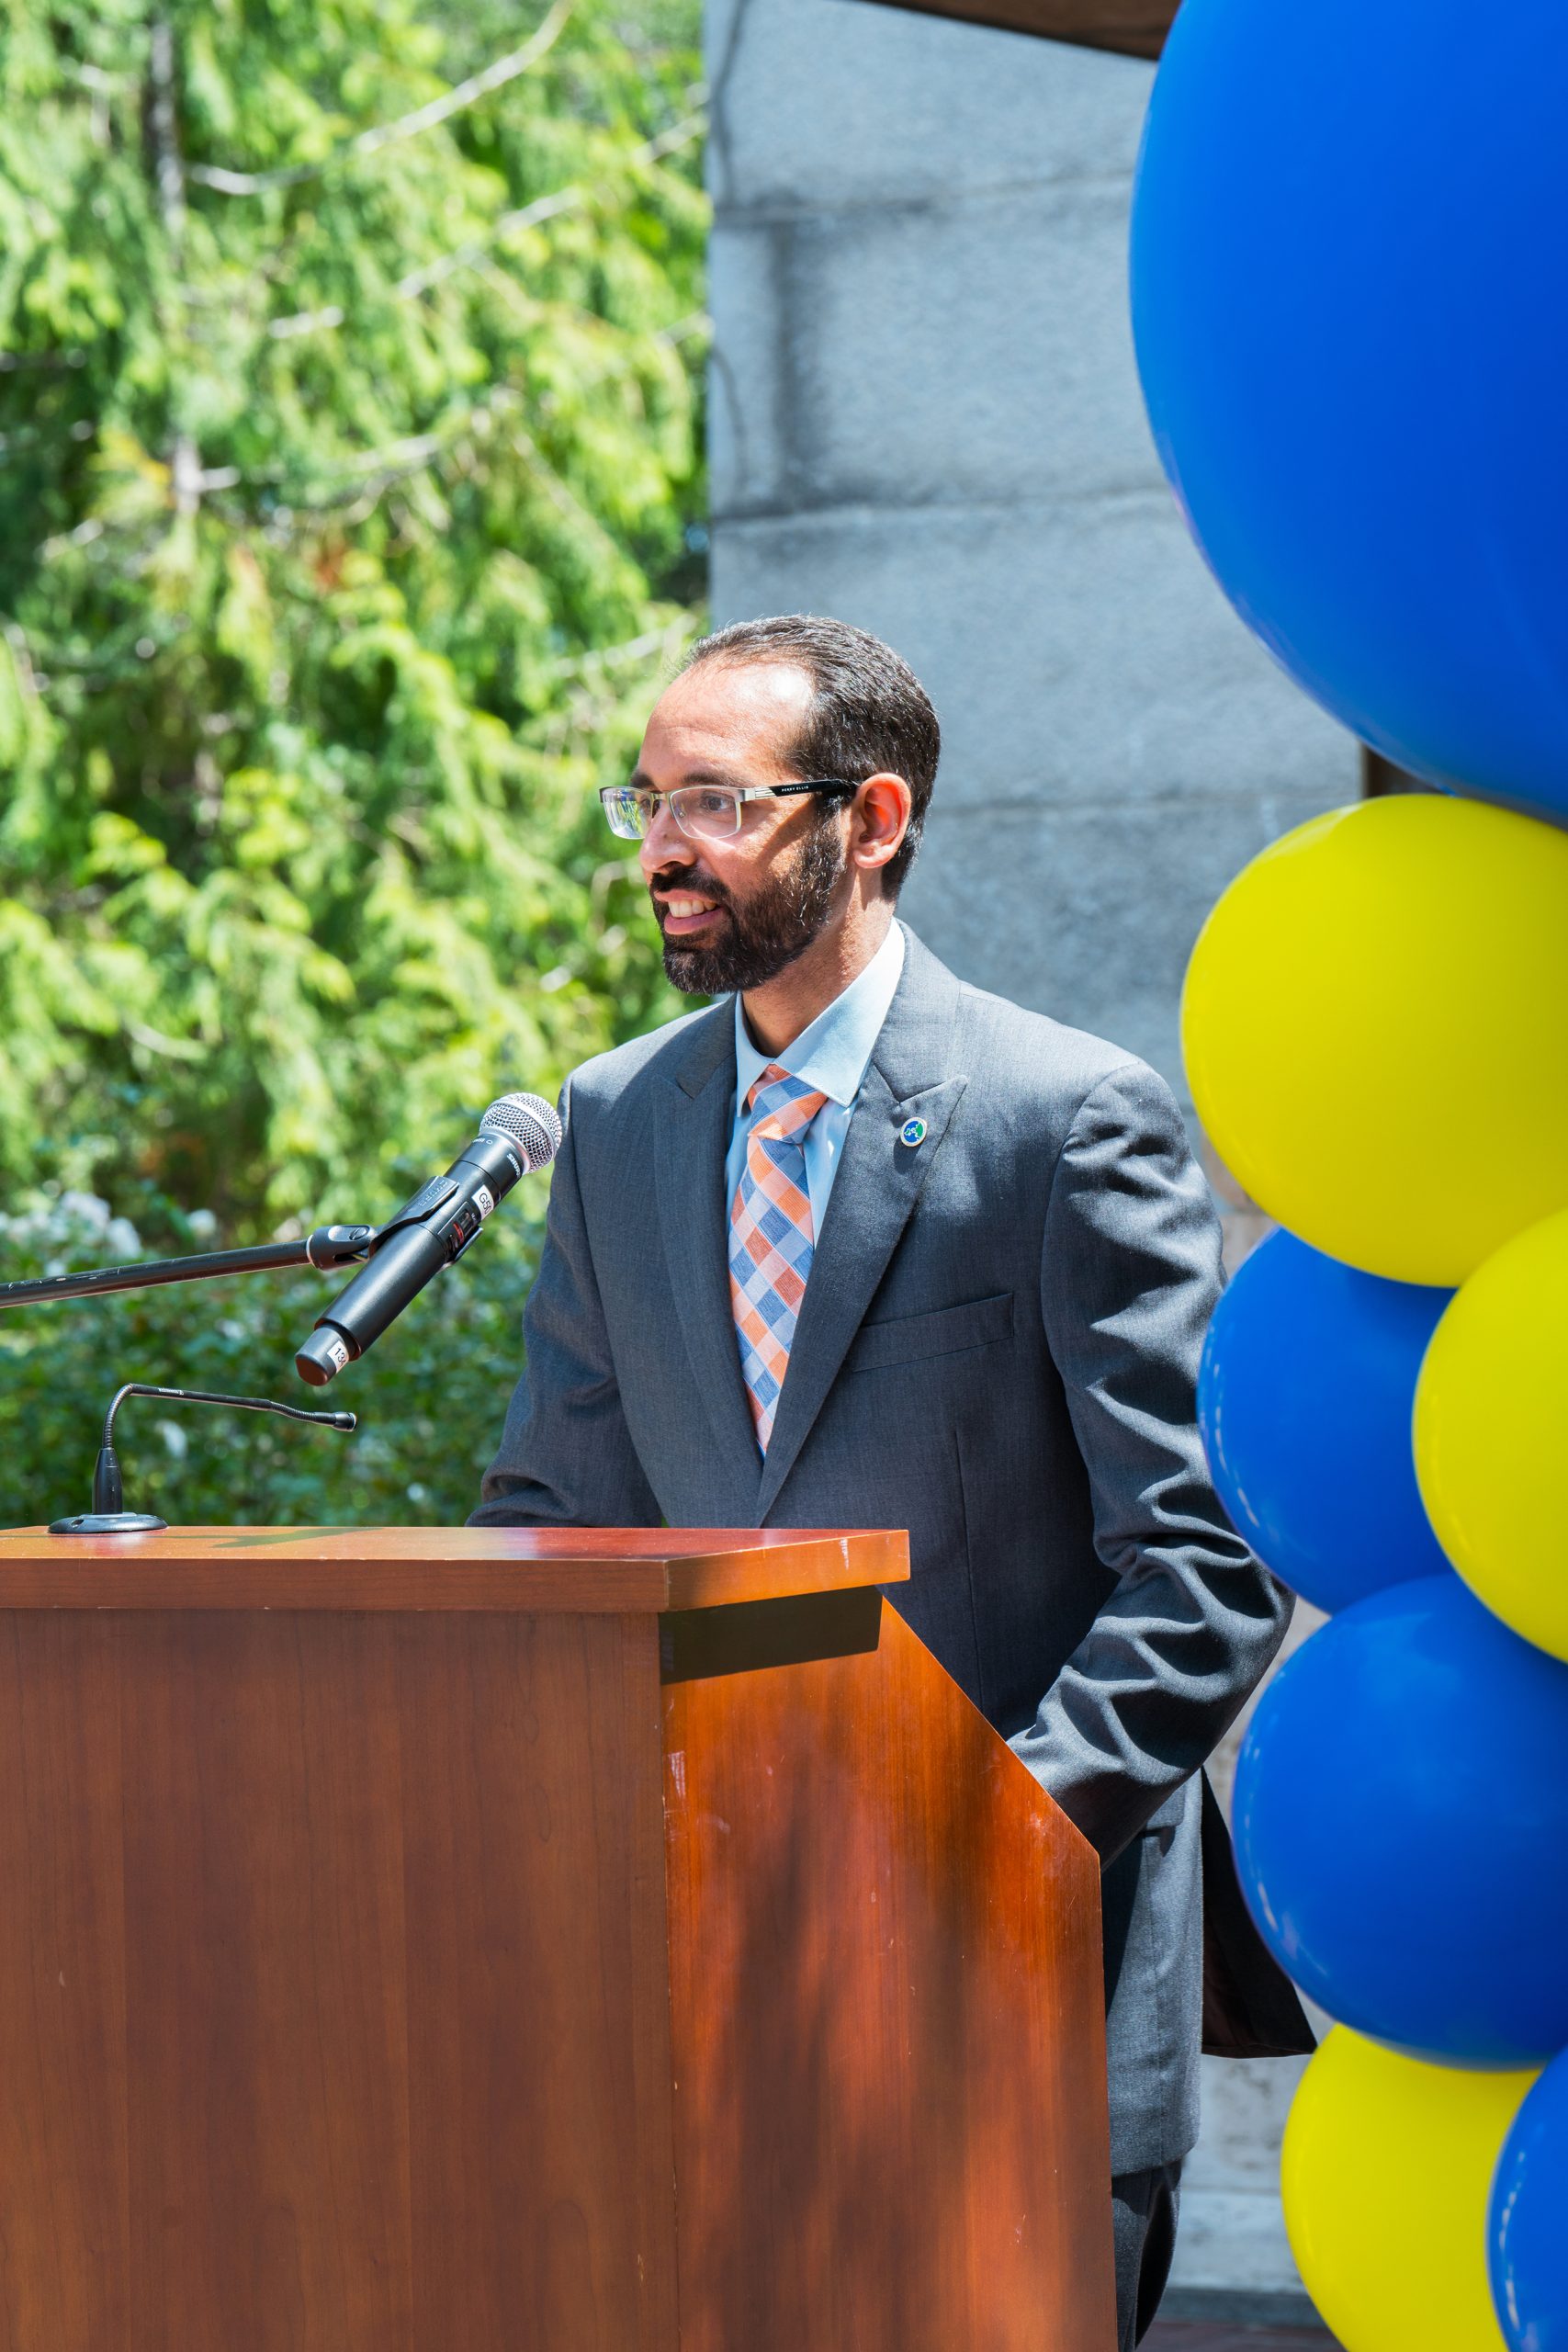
[295,1092,562,1386]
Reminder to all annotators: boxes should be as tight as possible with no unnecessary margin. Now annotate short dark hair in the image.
[681,613,940,899]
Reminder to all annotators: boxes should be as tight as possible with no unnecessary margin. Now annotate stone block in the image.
[709,227,794,513]
[1167,2168,1309,2300]
[708,0,1154,211]
[712,500,1359,813]
[710,180,1160,515]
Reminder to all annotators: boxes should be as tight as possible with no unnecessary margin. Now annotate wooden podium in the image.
[0,1525,1116,2351]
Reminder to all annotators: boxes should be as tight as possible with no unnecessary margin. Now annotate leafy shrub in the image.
[0,1180,544,1528]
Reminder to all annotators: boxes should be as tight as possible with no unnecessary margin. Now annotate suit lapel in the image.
[755,933,969,1518]
[653,1002,764,1491]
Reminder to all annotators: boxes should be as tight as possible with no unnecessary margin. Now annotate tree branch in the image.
[265,111,705,334]
[188,0,577,197]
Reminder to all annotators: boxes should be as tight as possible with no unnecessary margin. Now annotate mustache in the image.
[649,866,735,914]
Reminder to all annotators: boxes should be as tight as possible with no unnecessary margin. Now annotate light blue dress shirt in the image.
[725,921,907,1230]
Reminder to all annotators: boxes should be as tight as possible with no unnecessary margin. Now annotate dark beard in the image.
[656,820,846,996]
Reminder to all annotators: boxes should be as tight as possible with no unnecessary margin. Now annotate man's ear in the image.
[849,773,913,880]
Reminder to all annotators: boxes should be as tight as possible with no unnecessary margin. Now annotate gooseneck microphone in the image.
[295,1093,562,1386]
[49,1384,356,1535]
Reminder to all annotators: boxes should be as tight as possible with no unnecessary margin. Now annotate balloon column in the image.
[1131,2,1568,2345]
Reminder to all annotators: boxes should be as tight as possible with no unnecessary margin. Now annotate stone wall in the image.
[707,0,1356,1104]
[707,0,1356,2310]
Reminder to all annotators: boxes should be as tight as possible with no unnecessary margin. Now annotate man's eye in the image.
[687,789,735,817]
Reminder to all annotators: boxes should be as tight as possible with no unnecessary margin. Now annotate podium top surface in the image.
[0,1524,909,1611]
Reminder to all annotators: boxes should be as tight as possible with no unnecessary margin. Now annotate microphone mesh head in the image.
[479,1091,563,1173]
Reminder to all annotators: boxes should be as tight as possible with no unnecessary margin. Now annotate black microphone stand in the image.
[0,1223,378,1314]
[0,1225,374,1534]
[51,1384,356,1535]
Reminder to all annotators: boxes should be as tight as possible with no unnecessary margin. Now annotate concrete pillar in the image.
[707,0,1356,2316]
[707,0,1356,1103]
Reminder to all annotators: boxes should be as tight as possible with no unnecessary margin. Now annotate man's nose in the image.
[639,802,690,875]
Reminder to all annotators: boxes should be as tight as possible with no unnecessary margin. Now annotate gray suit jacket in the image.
[473,928,1294,2170]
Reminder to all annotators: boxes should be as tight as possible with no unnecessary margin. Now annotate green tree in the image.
[0,0,705,1237]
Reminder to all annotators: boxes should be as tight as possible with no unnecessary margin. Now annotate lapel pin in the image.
[898,1115,928,1149]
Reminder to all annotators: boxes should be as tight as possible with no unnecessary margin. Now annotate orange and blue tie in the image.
[728,1064,829,1452]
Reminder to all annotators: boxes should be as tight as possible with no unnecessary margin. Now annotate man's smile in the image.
[654,887,728,935]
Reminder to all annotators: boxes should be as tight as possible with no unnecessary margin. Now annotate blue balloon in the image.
[1130,0,1568,822]
[1234,1577,1568,2064]
[1492,2048,1568,2352]
[1199,1231,1453,1612]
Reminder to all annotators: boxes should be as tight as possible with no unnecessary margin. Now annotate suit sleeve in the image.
[1008,1062,1292,1864]
[469,1073,661,1529]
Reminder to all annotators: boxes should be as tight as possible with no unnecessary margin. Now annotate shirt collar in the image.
[733,921,907,1112]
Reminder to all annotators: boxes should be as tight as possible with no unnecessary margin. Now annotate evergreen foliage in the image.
[0,0,704,1235]
[0,1188,541,1525]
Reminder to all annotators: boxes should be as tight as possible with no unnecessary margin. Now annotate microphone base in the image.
[48,1512,168,1536]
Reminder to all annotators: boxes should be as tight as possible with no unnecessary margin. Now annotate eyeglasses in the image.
[598,777,856,843]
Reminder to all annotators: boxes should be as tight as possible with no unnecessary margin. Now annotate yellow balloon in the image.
[1415,1206,1568,1660]
[1180,796,1568,1284]
[1283,2029,1536,2352]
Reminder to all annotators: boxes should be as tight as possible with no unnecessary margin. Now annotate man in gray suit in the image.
[474,614,1303,2348]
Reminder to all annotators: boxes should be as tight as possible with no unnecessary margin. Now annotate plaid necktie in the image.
[728,1063,829,1452]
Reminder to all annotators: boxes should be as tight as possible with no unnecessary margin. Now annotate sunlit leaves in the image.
[0,0,705,1230]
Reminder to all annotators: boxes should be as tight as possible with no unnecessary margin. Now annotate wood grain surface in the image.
[0,1523,908,1611]
[0,1538,1112,2351]
[0,1607,679,2352]
[662,1593,1119,2352]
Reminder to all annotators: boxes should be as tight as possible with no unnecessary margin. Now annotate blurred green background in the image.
[0,0,706,1524]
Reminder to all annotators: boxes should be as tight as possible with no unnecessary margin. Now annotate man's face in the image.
[634,659,850,996]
